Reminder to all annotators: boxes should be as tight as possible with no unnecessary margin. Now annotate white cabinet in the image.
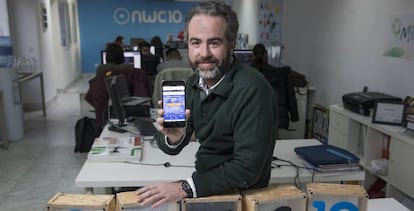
[388,139,414,199]
[328,111,360,153]
[329,104,414,200]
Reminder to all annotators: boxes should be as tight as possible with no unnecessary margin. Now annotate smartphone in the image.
[162,80,186,128]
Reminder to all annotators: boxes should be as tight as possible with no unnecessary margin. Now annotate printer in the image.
[342,92,402,116]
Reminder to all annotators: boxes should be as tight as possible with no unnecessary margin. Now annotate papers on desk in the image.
[295,144,362,174]
[301,160,362,176]
[88,136,142,162]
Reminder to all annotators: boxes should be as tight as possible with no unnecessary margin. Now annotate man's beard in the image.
[196,65,223,80]
[192,53,232,81]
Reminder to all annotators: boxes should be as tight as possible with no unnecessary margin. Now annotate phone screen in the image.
[162,80,186,128]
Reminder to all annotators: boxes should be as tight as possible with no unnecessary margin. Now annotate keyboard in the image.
[134,117,158,137]
[122,97,151,106]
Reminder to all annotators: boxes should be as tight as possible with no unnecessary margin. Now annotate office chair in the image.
[152,67,194,108]
[85,64,153,128]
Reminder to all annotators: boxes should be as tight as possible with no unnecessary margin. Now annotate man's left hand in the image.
[136,182,186,208]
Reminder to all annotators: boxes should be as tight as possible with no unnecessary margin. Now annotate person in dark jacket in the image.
[105,35,125,64]
[136,1,278,208]
[85,41,153,129]
[251,43,299,130]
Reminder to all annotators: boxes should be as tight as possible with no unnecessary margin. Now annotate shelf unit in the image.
[329,104,414,202]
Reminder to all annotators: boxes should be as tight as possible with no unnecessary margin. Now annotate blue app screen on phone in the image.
[163,85,185,123]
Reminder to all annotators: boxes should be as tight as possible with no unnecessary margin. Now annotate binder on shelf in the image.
[404,96,414,132]
[294,144,359,168]
[301,160,361,173]
[406,120,414,131]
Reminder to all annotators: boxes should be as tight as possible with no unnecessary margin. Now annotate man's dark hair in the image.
[165,48,182,60]
[253,43,267,64]
[185,1,239,48]
[106,43,124,64]
[115,36,124,43]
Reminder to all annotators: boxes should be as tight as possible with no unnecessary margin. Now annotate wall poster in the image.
[258,0,282,46]
[311,104,330,144]
[384,13,414,60]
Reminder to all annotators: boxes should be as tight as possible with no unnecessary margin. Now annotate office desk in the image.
[18,72,46,116]
[367,198,410,211]
[75,126,364,193]
[75,124,196,193]
[271,139,365,184]
[0,90,8,149]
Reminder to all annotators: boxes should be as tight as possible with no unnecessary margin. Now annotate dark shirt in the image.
[141,54,160,78]
[156,59,278,197]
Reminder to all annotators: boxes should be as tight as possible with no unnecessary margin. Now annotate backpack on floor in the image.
[74,116,100,153]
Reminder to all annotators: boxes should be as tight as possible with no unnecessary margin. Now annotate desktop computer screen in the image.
[105,75,126,130]
[141,54,160,77]
[233,49,267,65]
[101,50,141,69]
[233,50,254,65]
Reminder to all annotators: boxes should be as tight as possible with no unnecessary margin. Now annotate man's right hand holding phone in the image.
[157,100,191,145]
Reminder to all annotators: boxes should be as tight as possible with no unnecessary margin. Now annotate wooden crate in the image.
[116,191,180,211]
[242,185,307,211]
[307,183,368,211]
[46,192,115,211]
[181,193,242,211]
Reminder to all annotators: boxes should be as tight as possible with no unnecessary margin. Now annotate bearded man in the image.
[136,1,278,208]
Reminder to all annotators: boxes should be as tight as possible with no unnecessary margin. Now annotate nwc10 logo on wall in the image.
[77,0,196,73]
[113,8,183,24]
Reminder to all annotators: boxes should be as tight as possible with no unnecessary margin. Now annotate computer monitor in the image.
[141,54,160,77]
[233,49,254,65]
[101,50,142,69]
[105,75,126,132]
[233,49,267,65]
[150,46,156,55]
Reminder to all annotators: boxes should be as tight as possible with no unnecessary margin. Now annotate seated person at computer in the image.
[156,48,191,73]
[141,41,160,79]
[251,43,299,130]
[106,35,125,51]
[85,42,153,129]
[136,1,278,208]
[150,35,165,62]
[105,42,125,65]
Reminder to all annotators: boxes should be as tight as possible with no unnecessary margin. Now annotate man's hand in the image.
[157,100,191,144]
[136,182,187,208]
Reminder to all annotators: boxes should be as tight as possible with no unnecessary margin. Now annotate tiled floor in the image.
[0,83,90,210]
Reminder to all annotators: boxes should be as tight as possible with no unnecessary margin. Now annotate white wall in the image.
[282,0,414,107]
[7,0,80,109]
[0,0,10,36]
[232,0,259,47]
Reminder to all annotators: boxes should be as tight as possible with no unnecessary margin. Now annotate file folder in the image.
[294,144,359,167]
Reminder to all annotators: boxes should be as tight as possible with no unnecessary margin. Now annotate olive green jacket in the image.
[156,58,278,197]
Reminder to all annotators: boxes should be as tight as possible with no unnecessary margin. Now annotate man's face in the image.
[187,14,233,81]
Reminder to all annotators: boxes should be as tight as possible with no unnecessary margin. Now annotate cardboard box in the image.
[181,193,242,211]
[46,192,115,211]
[242,185,307,211]
[306,183,368,211]
[116,191,179,211]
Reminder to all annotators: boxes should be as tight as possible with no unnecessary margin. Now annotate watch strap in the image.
[180,180,193,198]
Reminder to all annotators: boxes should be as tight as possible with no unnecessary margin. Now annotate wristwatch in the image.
[181,180,193,198]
